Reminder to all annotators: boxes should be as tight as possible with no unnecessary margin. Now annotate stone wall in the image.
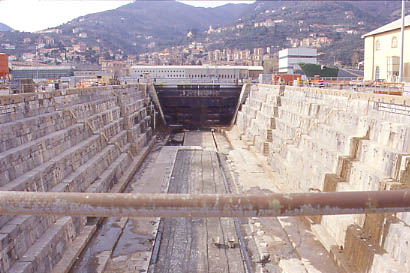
[236,84,410,273]
[0,84,153,273]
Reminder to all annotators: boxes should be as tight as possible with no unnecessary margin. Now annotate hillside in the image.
[201,1,408,65]
[0,1,409,66]
[56,1,250,53]
[56,0,409,65]
[0,23,13,32]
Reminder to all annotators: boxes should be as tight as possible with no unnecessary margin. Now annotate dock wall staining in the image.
[0,84,153,273]
[236,84,410,273]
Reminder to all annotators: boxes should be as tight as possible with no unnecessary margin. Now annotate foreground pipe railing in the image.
[0,190,409,218]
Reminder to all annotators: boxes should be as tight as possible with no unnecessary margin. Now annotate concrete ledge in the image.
[111,137,156,193]
[51,225,96,273]
[329,245,359,273]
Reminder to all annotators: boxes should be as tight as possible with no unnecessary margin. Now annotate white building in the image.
[278,47,317,74]
[362,15,410,82]
[130,65,263,84]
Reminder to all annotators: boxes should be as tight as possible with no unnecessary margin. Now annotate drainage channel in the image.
[69,140,165,273]
[147,131,185,272]
[212,131,254,273]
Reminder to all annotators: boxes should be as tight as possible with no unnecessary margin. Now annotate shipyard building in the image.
[363,14,410,82]
[130,65,263,84]
[278,47,317,74]
[10,65,74,80]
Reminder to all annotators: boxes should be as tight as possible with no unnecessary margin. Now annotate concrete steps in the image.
[0,124,124,271]
[120,98,144,116]
[0,134,102,192]
[80,107,121,132]
[51,225,96,273]
[280,98,315,118]
[68,97,117,121]
[110,130,128,150]
[0,215,55,272]
[261,101,280,117]
[273,118,303,141]
[370,253,406,273]
[374,221,410,272]
[340,161,388,191]
[0,85,154,273]
[278,107,315,130]
[236,84,410,273]
[0,96,57,124]
[7,217,75,273]
[0,135,135,272]
[255,111,276,129]
[308,123,354,155]
[0,111,76,153]
[60,144,120,192]
[299,134,340,171]
[0,99,126,187]
[370,121,410,152]
[0,123,89,186]
[86,150,131,193]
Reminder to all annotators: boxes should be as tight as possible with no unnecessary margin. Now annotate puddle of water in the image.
[71,217,123,273]
[112,220,153,257]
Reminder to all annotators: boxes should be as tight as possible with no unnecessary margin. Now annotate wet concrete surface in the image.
[70,141,165,273]
[70,217,124,273]
[103,144,179,272]
[112,220,155,257]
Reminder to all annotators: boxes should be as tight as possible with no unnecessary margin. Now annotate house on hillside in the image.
[363,15,410,82]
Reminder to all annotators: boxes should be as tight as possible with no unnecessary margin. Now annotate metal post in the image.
[0,190,409,218]
[399,0,406,82]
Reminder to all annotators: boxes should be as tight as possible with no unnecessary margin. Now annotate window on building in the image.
[375,66,380,80]
[376,40,381,51]
[391,36,398,48]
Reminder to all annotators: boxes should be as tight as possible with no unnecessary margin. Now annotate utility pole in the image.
[399,0,406,82]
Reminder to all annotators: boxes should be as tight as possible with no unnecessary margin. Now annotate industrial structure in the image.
[130,65,264,84]
[1,0,410,270]
[278,47,317,74]
[0,53,9,80]
[10,65,74,80]
[0,80,409,273]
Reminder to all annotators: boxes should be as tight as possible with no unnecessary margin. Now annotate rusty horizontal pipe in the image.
[0,190,409,218]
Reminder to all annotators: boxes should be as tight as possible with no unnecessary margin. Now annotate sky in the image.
[0,0,254,32]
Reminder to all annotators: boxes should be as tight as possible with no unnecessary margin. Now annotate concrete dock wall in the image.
[236,84,410,273]
[0,85,153,273]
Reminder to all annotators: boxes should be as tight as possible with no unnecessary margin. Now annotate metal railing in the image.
[302,79,406,94]
[1,190,409,218]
